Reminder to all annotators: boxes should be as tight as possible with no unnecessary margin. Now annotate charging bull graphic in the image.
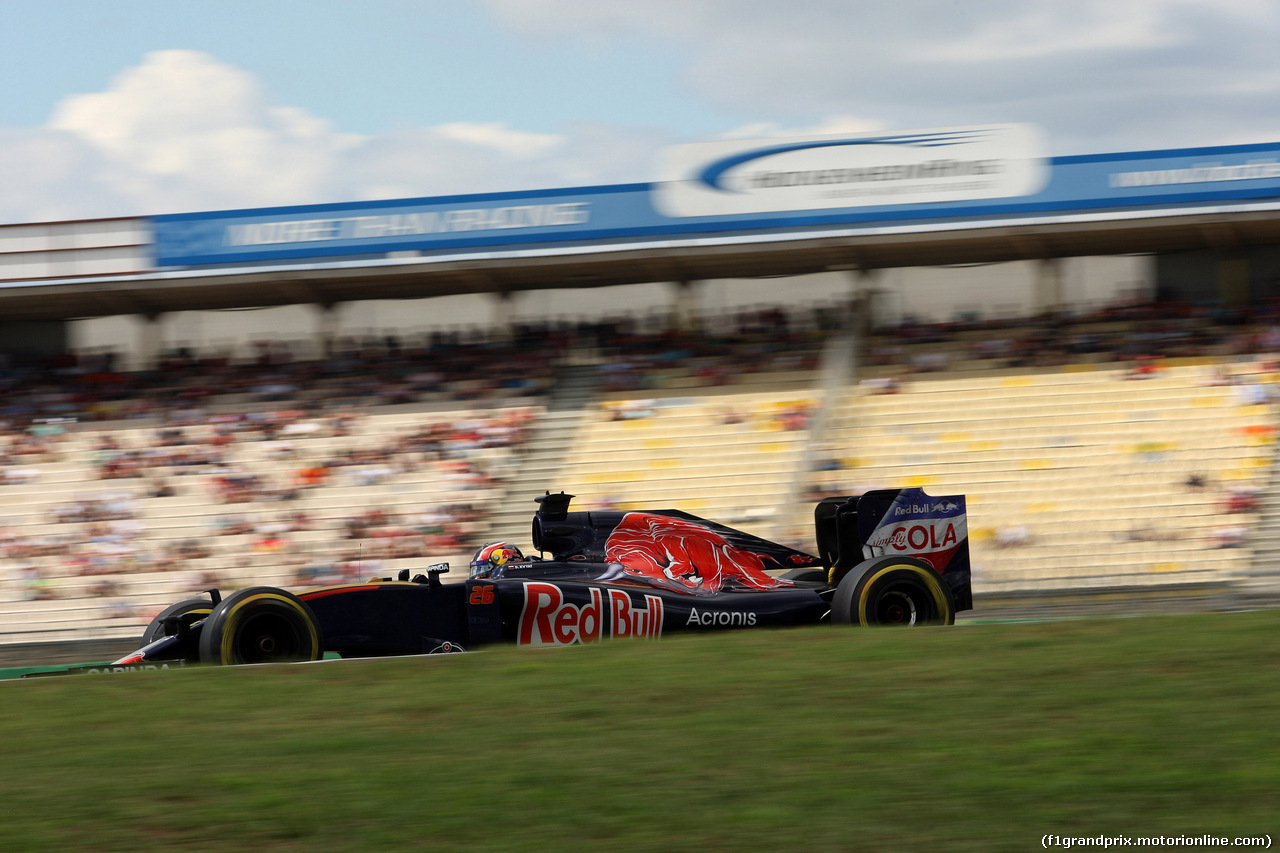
[605,512,794,596]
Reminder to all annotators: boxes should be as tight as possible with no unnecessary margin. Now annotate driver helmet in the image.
[470,542,524,578]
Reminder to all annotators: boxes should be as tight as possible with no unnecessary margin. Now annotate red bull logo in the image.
[518,582,664,646]
[892,500,960,517]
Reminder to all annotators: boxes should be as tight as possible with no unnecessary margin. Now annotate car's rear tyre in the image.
[198,586,323,665]
[832,557,955,626]
[141,597,214,646]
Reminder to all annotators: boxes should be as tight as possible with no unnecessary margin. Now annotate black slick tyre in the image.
[141,597,215,646]
[198,586,323,665]
[832,556,955,626]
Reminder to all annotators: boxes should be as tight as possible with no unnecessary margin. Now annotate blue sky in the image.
[3,1,1280,222]
[1,2,722,138]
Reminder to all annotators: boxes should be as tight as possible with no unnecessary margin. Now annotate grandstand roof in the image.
[3,207,1279,323]
[5,133,1280,321]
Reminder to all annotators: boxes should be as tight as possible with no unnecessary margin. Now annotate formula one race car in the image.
[101,487,972,670]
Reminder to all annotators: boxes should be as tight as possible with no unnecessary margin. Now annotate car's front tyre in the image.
[198,587,323,665]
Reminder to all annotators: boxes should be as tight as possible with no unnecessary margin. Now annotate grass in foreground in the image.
[1,610,1278,852]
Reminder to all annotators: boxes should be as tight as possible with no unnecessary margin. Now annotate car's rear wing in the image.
[815,488,972,611]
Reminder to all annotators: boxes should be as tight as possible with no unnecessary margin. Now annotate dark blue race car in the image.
[94,487,972,671]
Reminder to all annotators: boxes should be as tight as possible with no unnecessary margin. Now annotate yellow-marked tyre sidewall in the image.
[218,593,319,666]
[198,587,322,665]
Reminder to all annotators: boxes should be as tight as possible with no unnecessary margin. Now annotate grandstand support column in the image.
[852,269,881,335]
[1035,258,1064,315]
[314,302,341,357]
[1217,255,1251,306]
[138,312,164,370]
[490,291,514,341]
[670,280,702,332]
[774,298,859,537]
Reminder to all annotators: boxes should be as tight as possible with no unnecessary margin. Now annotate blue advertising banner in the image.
[152,136,1280,268]
[152,184,661,267]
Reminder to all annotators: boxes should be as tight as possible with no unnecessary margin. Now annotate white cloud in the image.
[7,2,1280,223]
[331,120,664,203]
[0,128,122,222]
[917,4,1182,63]
[433,122,564,158]
[0,50,665,222]
[47,50,364,214]
[483,0,1280,155]
[721,116,887,140]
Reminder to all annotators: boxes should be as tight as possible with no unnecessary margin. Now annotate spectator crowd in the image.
[2,297,1279,624]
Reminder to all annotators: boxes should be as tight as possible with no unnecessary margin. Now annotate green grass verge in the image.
[2,611,1278,852]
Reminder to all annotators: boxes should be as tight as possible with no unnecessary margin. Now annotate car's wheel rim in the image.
[876,588,921,625]
[235,611,305,662]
